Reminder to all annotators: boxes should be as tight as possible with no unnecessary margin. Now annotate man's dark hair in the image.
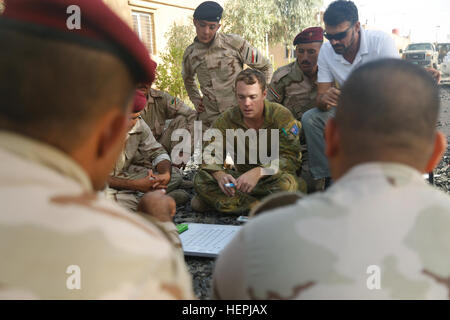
[336,59,439,162]
[323,0,359,27]
[235,69,267,92]
[0,27,135,152]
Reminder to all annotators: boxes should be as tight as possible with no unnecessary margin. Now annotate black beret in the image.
[194,1,223,22]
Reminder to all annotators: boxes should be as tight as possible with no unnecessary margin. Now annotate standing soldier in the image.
[267,27,323,121]
[182,1,273,129]
[267,27,324,192]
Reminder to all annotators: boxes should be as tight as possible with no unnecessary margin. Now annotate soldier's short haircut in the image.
[323,0,358,27]
[0,28,135,152]
[336,59,439,160]
[234,69,267,92]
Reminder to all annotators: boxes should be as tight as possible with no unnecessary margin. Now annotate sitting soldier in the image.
[267,27,324,192]
[105,91,189,209]
[139,85,196,157]
[192,69,306,214]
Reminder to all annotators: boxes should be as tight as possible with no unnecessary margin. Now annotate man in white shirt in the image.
[213,58,450,299]
[301,0,400,185]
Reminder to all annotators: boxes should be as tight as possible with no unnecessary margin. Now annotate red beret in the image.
[133,90,147,113]
[293,27,324,45]
[1,0,156,84]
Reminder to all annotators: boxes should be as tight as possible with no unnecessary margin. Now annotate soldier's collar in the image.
[194,32,220,49]
[128,118,145,135]
[231,100,273,129]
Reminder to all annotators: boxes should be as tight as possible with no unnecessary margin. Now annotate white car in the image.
[441,52,450,75]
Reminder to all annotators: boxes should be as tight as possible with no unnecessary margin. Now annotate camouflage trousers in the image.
[105,167,182,212]
[194,169,305,214]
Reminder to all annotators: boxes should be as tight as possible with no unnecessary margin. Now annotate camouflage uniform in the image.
[267,61,317,121]
[0,131,194,299]
[213,163,450,299]
[194,100,306,214]
[267,61,319,192]
[140,88,196,154]
[182,32,273,128]
[105,118,182,212]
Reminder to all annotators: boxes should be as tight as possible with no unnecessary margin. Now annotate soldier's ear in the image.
[262,89,267,99]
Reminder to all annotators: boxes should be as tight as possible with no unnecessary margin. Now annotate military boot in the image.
[190,195,211,212]
[167,189,190,206]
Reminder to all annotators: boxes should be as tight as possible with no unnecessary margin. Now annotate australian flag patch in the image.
[290,123,299,136]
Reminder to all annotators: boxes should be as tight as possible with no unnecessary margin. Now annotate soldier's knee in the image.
[193,169,213,192]
[278,173,304,193]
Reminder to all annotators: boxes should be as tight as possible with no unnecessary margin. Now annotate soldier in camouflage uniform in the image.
[106,91,189,211]
[140,87,196,155]
[268,27,324,193]
[182,1,273,128]
[213,60,450,299]
[268,27,323,121]
[193,69,306,214]
[0,0,194,299]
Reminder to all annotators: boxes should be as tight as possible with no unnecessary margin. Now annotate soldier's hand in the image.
[154,171,171,186]
[134,170,167,192]
[321,87,340,108]
[236,167,262,194]
[212,171,237,197]
[137,190,176,222]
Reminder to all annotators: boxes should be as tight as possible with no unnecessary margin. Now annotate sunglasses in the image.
[324,24,354,41]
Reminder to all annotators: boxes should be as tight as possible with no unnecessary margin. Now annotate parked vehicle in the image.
[401,43,438,68]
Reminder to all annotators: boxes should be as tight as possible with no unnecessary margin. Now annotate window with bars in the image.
[132,11,156,55]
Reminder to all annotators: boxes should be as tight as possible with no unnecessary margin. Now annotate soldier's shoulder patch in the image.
[290,123,299,136]
[268,84,281,101]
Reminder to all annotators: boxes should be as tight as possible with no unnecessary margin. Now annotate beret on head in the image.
[194,1,223,22]
[1,0,157,84]
[133,90,147,113]
[293,27,324,45]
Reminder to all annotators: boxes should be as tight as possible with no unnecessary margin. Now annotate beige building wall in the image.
[104,0,206,61]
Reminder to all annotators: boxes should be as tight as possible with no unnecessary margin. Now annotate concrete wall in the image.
[103,0,206,60]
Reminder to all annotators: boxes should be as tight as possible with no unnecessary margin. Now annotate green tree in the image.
[222,0,277,50]
[222,0,322,54]
[271,0,322,49]
[155,22,196,103]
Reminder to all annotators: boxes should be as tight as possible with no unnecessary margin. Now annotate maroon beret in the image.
[133,90,147,113]
[1,0,156,84]
[293,27,324,45]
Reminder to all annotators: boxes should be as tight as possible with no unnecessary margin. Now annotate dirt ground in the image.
[177,84,450,300]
